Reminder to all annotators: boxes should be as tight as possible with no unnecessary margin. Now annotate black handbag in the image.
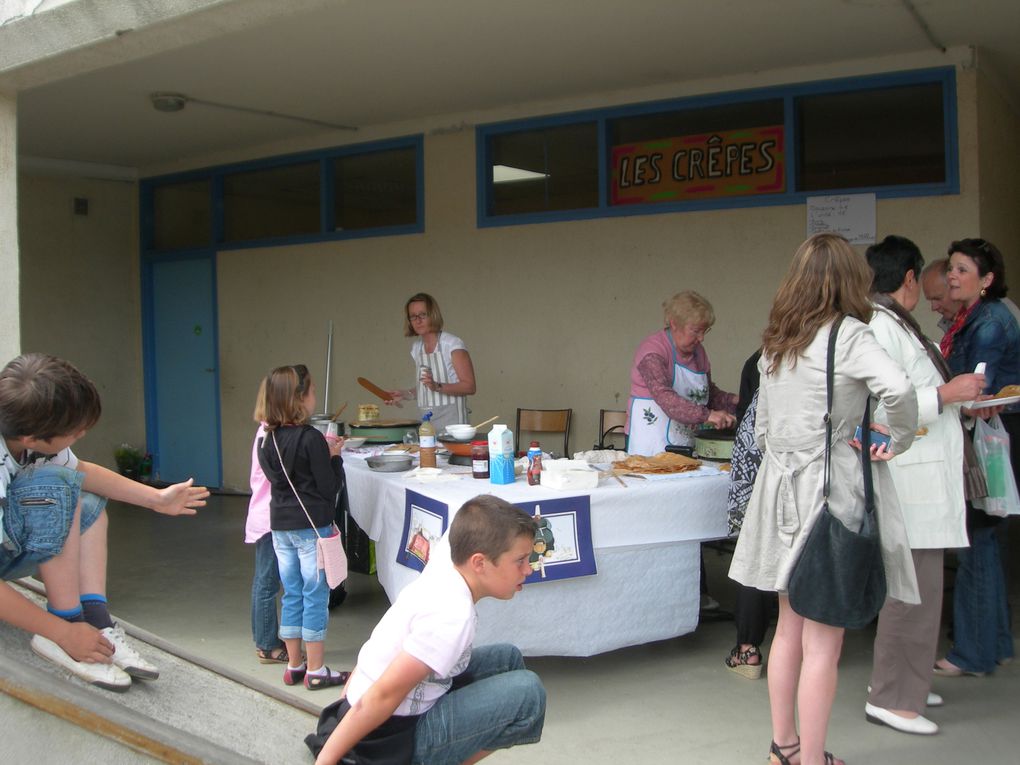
[304,698,421,765]
[786,317,887,630]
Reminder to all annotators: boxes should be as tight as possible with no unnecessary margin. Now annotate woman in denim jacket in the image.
[936,237,1019,677]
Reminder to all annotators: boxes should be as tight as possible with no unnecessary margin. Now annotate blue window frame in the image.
[140,135,424,253]
[477,67,958,227]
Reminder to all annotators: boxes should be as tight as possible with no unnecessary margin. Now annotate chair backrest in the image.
[515,408,572,457]
[598,409,628,450]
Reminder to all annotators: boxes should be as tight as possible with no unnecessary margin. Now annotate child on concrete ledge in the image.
[0,353,208,691]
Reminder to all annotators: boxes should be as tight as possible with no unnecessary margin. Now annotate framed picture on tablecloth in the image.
[397,490,448,572]
[515,496,596,583]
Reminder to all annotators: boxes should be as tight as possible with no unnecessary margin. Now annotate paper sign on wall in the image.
[806,193,876,245]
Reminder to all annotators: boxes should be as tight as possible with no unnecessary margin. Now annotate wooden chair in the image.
[597,408,628,450]
[515,408,572,457]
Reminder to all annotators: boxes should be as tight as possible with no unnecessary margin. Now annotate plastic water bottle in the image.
[527,441,542,485]
[419,411,437,469]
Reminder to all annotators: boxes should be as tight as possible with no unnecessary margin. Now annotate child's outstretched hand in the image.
[154,478,209,516]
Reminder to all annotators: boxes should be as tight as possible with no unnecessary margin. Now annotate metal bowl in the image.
[366,454,413,472]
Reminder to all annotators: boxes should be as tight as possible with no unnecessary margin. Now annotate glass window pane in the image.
[608,100,785,205]
[488,123,598,216]
[223,162,320,242]
[152,179,211,250]
[610,100,784,145]
[332,147,417,230]
[796,83,945,191]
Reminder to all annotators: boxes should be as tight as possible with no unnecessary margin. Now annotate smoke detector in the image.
[150,93,187,112]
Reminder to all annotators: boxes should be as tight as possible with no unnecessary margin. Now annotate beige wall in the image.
[215,71,986,490]
[16,61,1013,491]
[975,67,1020,277]
[0,92,19,362]
[17,173,143,468]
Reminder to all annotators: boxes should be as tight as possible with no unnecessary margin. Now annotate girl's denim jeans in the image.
[272,526,331,643]
[251,532,283,651]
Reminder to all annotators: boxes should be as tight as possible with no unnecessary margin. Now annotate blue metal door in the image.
[145,255,222,487]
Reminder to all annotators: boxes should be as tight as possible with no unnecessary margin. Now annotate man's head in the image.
[921,258,962,321]
[450,495,537,601]
[0,354,101,449]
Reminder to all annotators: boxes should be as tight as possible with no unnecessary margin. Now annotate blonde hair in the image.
[260,365,312,430]
[761,233,874,373]
[663,290,714,328]
[252,377,267,423]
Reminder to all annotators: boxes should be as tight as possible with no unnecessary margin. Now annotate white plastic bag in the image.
[972,415,1020,517]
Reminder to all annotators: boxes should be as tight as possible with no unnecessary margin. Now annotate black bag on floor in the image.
[304,697,420,765]
[787,317,887,630]
[335,469,374,575]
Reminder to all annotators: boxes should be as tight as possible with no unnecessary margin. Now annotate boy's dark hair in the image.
[0,353,102,440]
[866,235,925,295]
[450,495,537,565]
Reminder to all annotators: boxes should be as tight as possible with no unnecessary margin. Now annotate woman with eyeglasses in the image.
[934,237,1019,677]
[625,290,737,456]
[385,293,476,432]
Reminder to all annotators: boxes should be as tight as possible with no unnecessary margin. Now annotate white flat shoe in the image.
[865,702,939,735]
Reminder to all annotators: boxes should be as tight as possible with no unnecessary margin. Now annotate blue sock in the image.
[48,604,84,622]
[80,593,114,629]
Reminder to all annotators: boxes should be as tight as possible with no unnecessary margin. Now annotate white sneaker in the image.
[30,634,131,692]
[101,624,159,680]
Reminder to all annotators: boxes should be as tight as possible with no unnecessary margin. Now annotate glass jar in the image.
[471,440,490,479]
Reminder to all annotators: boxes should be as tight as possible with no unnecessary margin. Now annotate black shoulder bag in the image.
[787,317,888,630]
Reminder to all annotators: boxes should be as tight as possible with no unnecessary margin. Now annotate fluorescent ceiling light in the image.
[492,164,548,183]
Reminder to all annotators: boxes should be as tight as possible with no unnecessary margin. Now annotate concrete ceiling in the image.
[5,0,1020,172]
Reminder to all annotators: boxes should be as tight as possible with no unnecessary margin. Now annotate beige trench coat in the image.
[729,318,921,605]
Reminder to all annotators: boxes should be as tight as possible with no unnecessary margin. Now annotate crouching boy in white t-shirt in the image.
[309,494,546,765]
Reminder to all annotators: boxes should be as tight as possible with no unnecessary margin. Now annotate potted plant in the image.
[114,443,144,479]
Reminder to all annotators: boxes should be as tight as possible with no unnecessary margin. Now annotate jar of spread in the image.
[471,440,489,479]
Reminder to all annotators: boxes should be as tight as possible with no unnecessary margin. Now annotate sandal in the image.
[725,644,763,679]
[256,646,289,664]
[769,739,843,765]
[304,667,351,690]
[769,740,800,765]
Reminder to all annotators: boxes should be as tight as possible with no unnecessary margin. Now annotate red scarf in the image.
[939,301,980,360]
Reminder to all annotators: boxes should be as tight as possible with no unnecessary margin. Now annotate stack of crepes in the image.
[612,451,702,475]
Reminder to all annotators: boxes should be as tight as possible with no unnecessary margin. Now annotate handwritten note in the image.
[806,193,876,245]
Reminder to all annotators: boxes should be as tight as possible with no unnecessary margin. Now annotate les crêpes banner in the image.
[610,125,785,205]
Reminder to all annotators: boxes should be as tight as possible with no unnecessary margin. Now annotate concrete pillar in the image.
[0,91,18,362]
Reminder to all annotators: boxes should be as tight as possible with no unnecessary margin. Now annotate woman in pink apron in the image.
[626,291,737,456]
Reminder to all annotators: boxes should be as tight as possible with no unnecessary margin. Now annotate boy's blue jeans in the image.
[412,644,546,765]
[1,465,105,581]
[272,526,330,643]
[251,532,283,651]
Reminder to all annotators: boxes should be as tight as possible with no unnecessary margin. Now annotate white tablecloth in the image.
[344,455,729,656]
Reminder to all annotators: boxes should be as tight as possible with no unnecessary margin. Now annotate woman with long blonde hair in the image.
[729,233,919,765]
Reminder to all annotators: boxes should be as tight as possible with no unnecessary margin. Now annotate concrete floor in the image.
[35,495,1020,763]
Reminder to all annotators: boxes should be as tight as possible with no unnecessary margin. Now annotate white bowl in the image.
[445,424,477,440]
[342,437,366,449]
